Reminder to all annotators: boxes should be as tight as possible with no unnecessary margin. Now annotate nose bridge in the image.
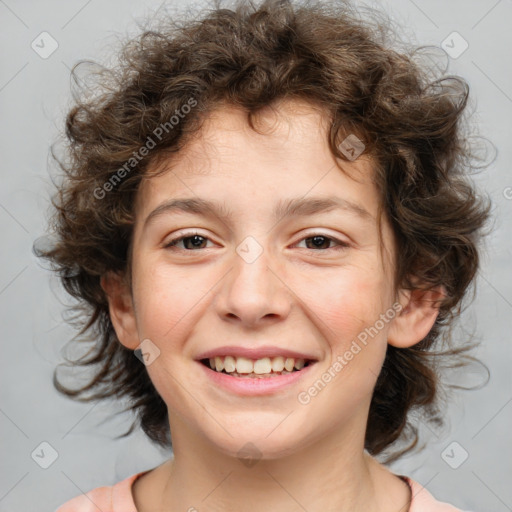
[217,235,290,325]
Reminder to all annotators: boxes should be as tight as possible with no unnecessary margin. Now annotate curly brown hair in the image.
[36,0,491,463]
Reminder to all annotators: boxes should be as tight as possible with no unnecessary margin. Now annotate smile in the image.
[201,355,313,378]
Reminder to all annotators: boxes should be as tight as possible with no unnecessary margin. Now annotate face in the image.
[113,99,411,460]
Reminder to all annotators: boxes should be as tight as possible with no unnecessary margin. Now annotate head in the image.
[39,0,490,463]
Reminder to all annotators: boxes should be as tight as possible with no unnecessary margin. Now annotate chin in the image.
[203,425,308,462]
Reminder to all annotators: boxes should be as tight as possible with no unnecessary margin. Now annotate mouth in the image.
[199,355,316,379]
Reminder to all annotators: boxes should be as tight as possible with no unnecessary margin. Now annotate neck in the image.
[149,417,404,512]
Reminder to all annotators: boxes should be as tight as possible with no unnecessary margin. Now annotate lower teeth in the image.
[222,370,295,378]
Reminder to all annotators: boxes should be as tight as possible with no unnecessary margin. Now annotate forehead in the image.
[136,99,379,217]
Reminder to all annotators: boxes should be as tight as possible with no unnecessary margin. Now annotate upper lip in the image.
[195,345,319,361]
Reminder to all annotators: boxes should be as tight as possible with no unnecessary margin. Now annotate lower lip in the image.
[197,361,316,396]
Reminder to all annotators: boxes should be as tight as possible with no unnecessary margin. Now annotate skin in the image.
[102,98,442,512]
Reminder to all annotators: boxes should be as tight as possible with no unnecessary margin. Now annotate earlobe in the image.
[100,271,139,350]
[387,285,445,349]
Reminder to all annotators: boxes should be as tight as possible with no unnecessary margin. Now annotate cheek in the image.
[300,265,393,342]
[298,266,394,397]
[133,261,208,340]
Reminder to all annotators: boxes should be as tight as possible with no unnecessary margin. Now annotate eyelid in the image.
[162,230,215,249]
[292,231,351,250]
[163,229,351,252]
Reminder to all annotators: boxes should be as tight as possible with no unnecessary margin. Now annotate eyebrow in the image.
[143,195,372,229]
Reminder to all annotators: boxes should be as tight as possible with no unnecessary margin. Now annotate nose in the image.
[215,243,292,328]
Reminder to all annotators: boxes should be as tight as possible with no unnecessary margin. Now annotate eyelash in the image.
[163,231,350,252]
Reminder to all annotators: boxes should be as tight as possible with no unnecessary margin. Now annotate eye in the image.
[163,231,214,251]
[163,232,350,252]
[295,234,350,251]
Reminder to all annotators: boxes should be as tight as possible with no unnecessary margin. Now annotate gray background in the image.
[0,0,511,511]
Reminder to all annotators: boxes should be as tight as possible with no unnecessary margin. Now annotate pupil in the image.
[309,236,328,249]
[186,235,205,249]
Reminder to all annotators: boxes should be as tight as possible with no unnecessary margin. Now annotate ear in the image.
[387,285,445,348]
[100,271,139,350]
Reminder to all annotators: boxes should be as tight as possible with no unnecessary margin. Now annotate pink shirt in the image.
[55,471,468,511]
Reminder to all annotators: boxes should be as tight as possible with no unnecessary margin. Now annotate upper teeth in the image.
[208,356,306,374]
